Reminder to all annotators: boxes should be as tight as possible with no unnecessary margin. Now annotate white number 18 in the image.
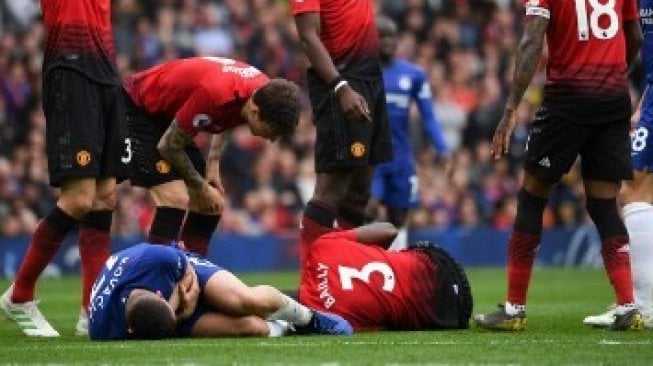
[574,0,618,41]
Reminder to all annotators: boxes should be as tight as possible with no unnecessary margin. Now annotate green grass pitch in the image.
[2,268,653,365]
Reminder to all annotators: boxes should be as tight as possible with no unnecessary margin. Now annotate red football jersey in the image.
[524,0,638,123]
[299,229,441,330]
[290,0,380,77]
[41,0,117,84]
[123,57,269,137]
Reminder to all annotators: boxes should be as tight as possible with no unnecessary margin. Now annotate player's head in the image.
[245,78,300,142]
[125,290,176,340]
[377,15,398,63]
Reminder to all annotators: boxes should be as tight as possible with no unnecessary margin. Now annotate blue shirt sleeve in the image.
[412,68,449,154]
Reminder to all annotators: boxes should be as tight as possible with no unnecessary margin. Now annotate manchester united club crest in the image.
[156,160,171,174]
[350,142,366,158]
[76,150,91,167]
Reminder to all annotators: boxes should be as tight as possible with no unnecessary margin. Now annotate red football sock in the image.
[302,201,337,243]
[12,206,77,303]
[180,212,219,256]
[601,235,634,304]
[79,211,112,312]
[506,231,540,305]
[148,206,185,244]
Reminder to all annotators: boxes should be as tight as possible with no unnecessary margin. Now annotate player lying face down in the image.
[88,243,353,340]
[298,219,473,331]
[122,57,300,257]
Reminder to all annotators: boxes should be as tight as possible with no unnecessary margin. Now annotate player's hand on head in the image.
[177,270,199,321]
[491,111,517,160]
[337,85,371,123]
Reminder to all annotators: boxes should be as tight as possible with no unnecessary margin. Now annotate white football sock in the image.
[267,294,313,326]
[267,320,291,337]
[389,227,408,251]
[505,301,526,316]
[623,202,653,317]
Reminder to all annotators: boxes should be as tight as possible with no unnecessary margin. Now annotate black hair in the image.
[253,78,300,137]
[125,292,176,340]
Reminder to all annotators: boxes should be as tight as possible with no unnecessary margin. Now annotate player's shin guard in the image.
[587,198,634,305]
[12,206,77,303]
[79,210,112,312]
[180,212,219,256]
[623,202,653,315]
[148,206,185,244]
[507,189,547,306]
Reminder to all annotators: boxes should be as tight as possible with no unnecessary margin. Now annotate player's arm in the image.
[294,12,371,123]
[157,120,222,214]
[623,20,642,70]
[491,15,548,158]
[353,222,398,249]
[205,132,230,194]
[414,74,449,155]
[631,85,649,129]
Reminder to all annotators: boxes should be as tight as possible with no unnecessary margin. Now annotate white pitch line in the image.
[2,338,652,353]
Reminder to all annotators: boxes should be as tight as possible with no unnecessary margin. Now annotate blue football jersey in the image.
[382,59,448,163]
[88,244,188,340]
[641,2,653,84]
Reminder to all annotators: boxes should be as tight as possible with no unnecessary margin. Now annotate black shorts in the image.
[307,70,393,173]
[420,245,473,330]
[124,93,206,188]
[43,68,128,187]
[524,108,633,183]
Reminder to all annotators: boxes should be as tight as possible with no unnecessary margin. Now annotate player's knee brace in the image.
[514,189,548,235]
[586,198,627,240]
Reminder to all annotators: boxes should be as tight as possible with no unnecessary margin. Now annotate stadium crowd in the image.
[0,0,645,238]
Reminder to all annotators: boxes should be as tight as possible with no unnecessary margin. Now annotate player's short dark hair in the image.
[125,292,176,340]
[254,78,300,137]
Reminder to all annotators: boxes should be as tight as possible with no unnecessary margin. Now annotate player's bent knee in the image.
[237,316,270,337]
[149,183,190,209]
[93,188,117,211]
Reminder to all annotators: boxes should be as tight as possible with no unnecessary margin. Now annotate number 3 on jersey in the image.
[338,262,396,292]
[574,0,618,41]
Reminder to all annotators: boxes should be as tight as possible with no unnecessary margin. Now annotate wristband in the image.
[334,80,349,94]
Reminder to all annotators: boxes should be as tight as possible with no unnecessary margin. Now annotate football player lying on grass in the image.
[88,243,352,340]
[298,216,473,331]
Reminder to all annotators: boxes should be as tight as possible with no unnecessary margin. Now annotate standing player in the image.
[88,243,353,340]
[370,16,449,250]
[291,0,393,234]
[1,0,128,337]
[298,217,472,330]
[474,0,643,331]
[584,1,653,328]
[123,57,299,256]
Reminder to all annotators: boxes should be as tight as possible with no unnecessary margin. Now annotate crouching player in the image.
[88,243,353,340]
[298,216,472,330]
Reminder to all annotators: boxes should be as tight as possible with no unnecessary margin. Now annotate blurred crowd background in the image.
[0,0,646,239]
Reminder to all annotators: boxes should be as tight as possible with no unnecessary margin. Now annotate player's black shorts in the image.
[124,92,206,188]
[524,107,633,183]
[421,245,473,330]
[307,70,393,173]
[43,68,128,187]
